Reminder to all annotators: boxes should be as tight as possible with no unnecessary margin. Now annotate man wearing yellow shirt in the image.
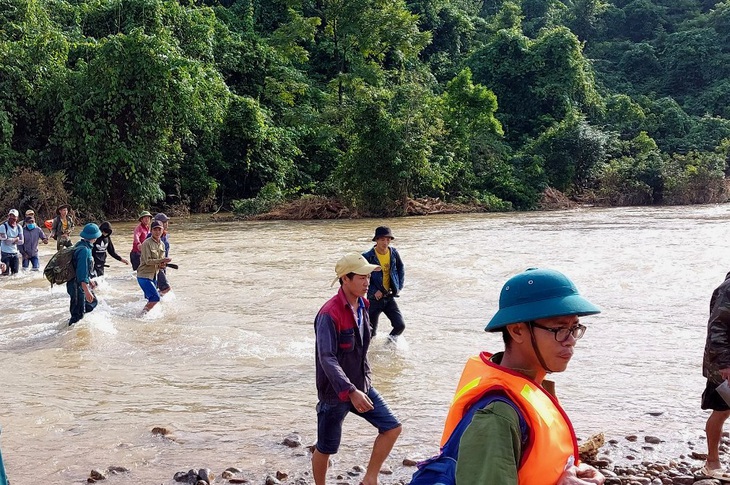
[362,226,406,341]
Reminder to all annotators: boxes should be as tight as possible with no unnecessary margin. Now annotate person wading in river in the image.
[137,220,171,314]
[312,253,402,485]
[441,268,604,485]
[50,204,74,251]
[130,211,152,271]
[700,271,730,480]
[362,226,406,342]
[67,223,100,325]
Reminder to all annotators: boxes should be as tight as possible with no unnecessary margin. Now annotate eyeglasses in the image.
[528,321,586,342]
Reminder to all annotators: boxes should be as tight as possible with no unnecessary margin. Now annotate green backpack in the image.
[44,245,78,286]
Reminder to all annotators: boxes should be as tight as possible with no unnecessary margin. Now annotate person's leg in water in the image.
[382,298,405,341]
[138,277,161,314]
[360,426,401,485]
[706,410,730,472]
[358,388,402,485]
[368,299,385,337]
[67,281,85,325]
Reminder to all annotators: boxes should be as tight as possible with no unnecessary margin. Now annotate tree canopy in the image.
[2,0,730,217]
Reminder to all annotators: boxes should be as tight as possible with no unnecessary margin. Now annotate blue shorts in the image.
[137,277,160,302]
[316,387,400,455]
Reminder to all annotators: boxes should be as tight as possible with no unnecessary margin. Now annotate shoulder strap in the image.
[441,392,528,457]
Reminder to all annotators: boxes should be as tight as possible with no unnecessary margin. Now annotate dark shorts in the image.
[702,380,730,411]
[316,387,400,455]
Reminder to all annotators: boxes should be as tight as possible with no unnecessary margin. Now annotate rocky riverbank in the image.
[78,427,730,484]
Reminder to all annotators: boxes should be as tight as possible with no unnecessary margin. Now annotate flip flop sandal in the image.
[701,466,730,481]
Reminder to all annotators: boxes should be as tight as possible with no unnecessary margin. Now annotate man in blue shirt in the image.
[312,253,402,485]
[67,223,101,325]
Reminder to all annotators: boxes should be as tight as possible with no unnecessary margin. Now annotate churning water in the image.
[0,205,728,483]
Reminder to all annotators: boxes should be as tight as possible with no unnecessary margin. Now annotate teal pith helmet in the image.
[79,223,102,240]
[485,268,601,332]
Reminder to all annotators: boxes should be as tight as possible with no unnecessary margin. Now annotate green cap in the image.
[485,268,601,331]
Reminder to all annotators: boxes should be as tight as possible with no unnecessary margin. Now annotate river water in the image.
[0,205,727,484]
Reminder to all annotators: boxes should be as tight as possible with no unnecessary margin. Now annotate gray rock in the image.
[107,466,129,474]
[644,436,662,444]
[151,426,171,436]
[626,435,639,442]
[221,471,234,479]
[282,434,302,448]
[669,476,694,485]
[198,469,213,483]
[228,479,248,484]
[265,475,281,485]
[89,469,106,480]
[225,467,243,473]
[379,465,393,475]
[352,465,366,472]
[195,481,207,485]
[693,480,721,485]
[403,458,419,467]
[275,471,288,480]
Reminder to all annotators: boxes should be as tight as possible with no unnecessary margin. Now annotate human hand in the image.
[43,239,48,244]
[349,390,374,413]
[84,291,95,303]
[90,281,98,290]
[375,290,383,300]
[122,259,129,265]
[720,368,730,381]
[558,464,605,485]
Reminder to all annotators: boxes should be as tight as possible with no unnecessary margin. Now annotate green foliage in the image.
[231,182,284,216]
[663,151,728,204]
[2,0,730,217]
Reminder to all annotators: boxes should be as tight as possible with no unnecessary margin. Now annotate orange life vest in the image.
[440,352,579,484]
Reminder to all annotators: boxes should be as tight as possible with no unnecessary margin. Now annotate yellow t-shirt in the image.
[376,249,391,291]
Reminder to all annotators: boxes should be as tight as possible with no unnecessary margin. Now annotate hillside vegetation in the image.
[2,0,730,217]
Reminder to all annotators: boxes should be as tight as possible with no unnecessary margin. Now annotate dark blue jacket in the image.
[314,288,372,403]
[363,246,405,299]
[72,240,94,284]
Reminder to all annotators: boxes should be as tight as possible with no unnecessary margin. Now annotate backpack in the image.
[409,393,528,485]
[43,245,78,286]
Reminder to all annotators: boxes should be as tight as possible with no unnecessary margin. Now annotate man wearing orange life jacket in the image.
[446,268,605,485]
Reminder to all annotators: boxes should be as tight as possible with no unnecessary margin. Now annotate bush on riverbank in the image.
[592,148,729,207]
[0,168,73,220]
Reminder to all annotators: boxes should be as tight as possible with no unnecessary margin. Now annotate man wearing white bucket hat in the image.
[312,253,402,485]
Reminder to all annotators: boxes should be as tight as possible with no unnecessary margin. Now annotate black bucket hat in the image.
[372,226,395,241]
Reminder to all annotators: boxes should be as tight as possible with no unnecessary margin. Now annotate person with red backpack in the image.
[411,268,604,485]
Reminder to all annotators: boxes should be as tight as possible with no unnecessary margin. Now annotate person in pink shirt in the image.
[130,211,152,271]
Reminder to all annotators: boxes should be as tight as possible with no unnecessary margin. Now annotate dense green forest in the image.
[2,0,730,217]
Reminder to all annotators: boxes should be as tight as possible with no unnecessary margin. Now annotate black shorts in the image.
[702,380,730,411]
